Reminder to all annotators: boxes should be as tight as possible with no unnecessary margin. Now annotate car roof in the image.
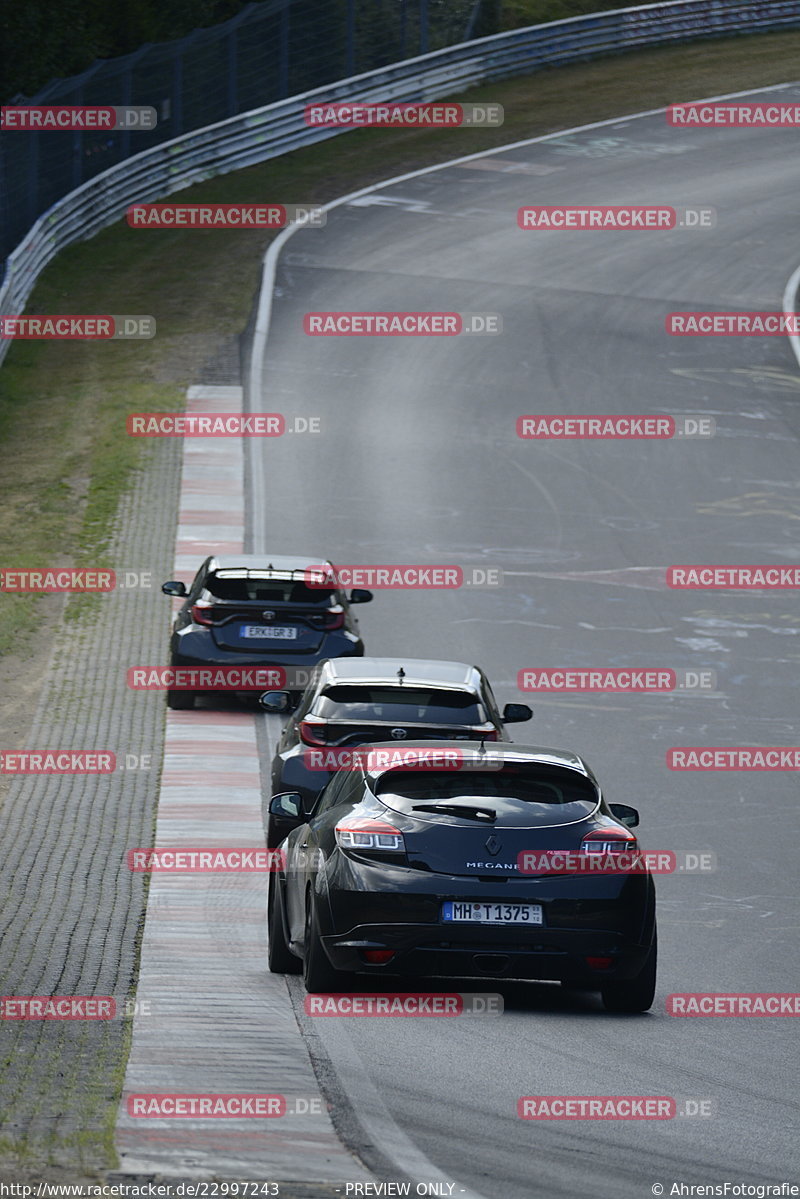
[357,739,594,781]
[317,657,482,692]
[208,554,331,574]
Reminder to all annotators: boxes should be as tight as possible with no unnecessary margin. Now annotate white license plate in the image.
[442,901,543,925]
[242,625,298,640]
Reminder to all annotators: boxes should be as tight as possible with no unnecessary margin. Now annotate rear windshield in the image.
[376,765,597,808]
[207,572,335,604]
[315,686,483,724]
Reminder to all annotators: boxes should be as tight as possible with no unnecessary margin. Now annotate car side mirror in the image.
[259,690,292,713]
[349,589,373,604]
[162,580,188,597]
[609,803,639,828]
[269,792,303,819]
[502,702,533,723]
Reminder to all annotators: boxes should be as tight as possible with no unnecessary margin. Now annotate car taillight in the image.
[191,601,215,626]
[580,828,638,854]
[309,609,345,630]
[299,718,328,747]
[469,725,499,741]
[335,818,406,855]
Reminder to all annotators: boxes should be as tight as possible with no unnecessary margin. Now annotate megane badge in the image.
[485,835,502,856]
[391,728,408,739]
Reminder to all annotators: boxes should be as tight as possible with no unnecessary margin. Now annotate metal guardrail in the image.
[2,0,799,365]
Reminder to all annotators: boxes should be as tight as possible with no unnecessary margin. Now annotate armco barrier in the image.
[2,0,799,366]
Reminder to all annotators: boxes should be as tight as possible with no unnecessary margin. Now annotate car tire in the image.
[167,690,195,710]
[303,896,353,993]
[267,878,300,974]
[600,930,657,1013]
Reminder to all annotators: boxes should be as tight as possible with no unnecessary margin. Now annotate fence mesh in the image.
[1,0,477,266]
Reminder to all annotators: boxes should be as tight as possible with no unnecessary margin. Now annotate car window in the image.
[207,572,335,604]
[314,771,350,815]
[316,770,365,816]
[292,669,322,723]
[480,676,503,723]
[188,561,209,600]
[314,686,484,724]
[376,765,597,808]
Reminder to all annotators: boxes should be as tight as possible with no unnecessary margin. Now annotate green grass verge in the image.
[1,28,799,663]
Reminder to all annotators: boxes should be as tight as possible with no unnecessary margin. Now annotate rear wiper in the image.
[411,802,496,822]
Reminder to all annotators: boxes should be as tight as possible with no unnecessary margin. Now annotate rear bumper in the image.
[325,925,650,983]
[170,637,364,693]
[320,869,655,984]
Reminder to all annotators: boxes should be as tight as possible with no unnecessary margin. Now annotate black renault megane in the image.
[267,742,657,1012]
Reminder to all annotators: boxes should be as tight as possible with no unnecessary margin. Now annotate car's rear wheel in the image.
[303,897,353,993]
[600,931,657,1013]
[167,690,195,710]
[267,878,300,974]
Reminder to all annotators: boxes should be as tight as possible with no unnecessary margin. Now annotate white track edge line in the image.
[782,263,800,369]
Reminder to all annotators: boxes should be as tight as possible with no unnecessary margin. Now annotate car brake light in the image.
[335,817,405,855]
[191,601,215,626]
[323,610,345,630]
[580,828,638,854]
[586,956,613,970]
[469,726,499,741]
[362,949,395,964]
[299,718,328,747]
